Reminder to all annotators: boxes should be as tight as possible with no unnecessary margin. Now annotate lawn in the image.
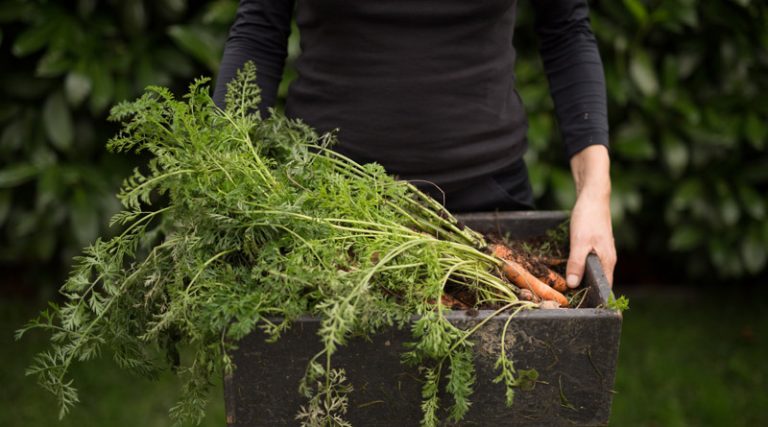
[2,287,766,426]
[610,287,767,426]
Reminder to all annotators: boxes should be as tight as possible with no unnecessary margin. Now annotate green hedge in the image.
[1,0,766,285]
[0,0,237,281]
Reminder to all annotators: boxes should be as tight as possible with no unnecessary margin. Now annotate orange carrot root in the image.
[540,267,567,292]
[518,289,540,303]
[538,256,566,267]
[490,244,569,307]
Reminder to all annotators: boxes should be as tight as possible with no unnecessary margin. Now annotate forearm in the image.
[531,0,609,158]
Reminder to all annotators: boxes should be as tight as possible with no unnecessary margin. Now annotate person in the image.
[212,0,616,288]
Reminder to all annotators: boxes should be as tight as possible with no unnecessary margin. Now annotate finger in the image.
[566,243,591,288]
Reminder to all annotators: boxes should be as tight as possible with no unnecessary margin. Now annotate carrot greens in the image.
[16,63,536,427]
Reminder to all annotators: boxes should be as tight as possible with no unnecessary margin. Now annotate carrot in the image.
[538,256,567,268]
[518,288,539,303]
[499,257,569,307]
[490,244,569,307]
[499,248,567,292]
[539,266,567,292]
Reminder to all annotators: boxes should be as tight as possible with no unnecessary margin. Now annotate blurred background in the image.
[1,0,766,425]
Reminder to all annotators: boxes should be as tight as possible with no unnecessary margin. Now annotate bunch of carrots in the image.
[490,243,570,307]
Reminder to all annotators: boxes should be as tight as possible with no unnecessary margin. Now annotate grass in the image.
[3,287,766,426]
[1,299,223,427]
[610,287,767,426]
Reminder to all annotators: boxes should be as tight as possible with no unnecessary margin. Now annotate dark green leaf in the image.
[549,168,576,209]
[527,114,553,151]
[669,225,702,251]
[613,122,655,160]
[744,114,766,150]
[30,144,57,169]
[71,189,99,246]
[36,167,62,210]
[168,25,221,72]
[65,72,92,106]
[88,64,114,113]
[10,208,39,238]
[719,198,740,227]
[715,182,741,226]
[622,0,648,24]
[741,235,766,275]
[676,52,700,79]
[669,179,702,211]
[673,95,701,125]
[0,163,38,188]
[674,3,699,27]
[621,188,642,213]
[12,22,55,57]
[629,51,659,97]
[604,65,627,106]
[121,0,147,35]
[661,133,688,176]
[709,238,740,276]
[159,0,187,18]
[36,50,74,77]
[526,161,548,199]
[1,118,27,152]
[203,0,238,24]
[43,91,74,151]
[661,56,679,94]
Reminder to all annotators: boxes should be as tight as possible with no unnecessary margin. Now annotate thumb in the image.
[565,244,590,289]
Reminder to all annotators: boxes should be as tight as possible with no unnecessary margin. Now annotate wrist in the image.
[569,145,610,199]
[576,180,611,202]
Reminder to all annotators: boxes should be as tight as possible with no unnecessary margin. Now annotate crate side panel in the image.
[456,211,568,240]
[226,312,621,426]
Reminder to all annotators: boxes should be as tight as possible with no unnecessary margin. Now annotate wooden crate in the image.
[224,211,622,426]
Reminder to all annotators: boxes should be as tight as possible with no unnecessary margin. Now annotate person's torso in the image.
[286,0,528,190]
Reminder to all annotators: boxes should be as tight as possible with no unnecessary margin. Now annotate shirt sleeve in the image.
[212,0,295,114]
[530,0,609,158]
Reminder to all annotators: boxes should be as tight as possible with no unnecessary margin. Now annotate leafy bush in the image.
[0,0,237,282]
[2,0,766,283]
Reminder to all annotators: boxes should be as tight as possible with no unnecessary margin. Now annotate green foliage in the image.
[16,64,537,426]
[0,0,237,283]
[604,293,630,313]
[516,0,768,279]
[296,367,353,427]
[492,308,539,408]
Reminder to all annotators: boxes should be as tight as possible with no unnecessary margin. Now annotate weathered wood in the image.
[224,211,622,426]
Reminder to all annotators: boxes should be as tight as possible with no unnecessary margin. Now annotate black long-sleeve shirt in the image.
[213,0,608,192]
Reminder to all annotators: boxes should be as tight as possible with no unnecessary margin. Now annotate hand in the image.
[565,145,616,287]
